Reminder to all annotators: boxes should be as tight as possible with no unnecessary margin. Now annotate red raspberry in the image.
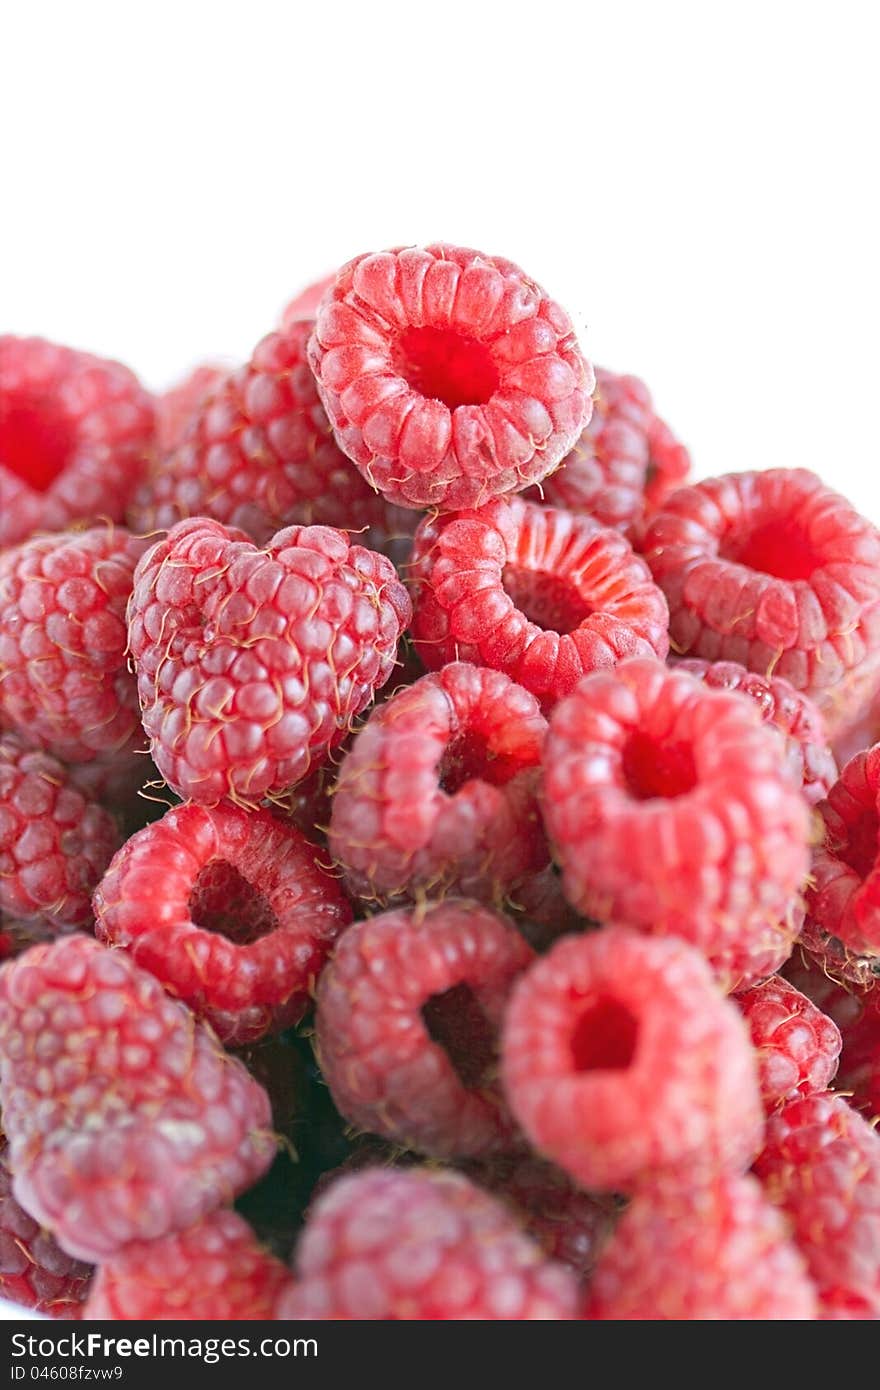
[0,734,121,929]
[677,658,837,805]
[501,927,763,1192]
[0,336,155,549]
[541,658,810,960]
[736,975,841,1110]
[128,322,394,549]
[328,662,548,907]
[0,526,147,764]
[155,363,227,453]
[783,956,880,1120]
[127,517,411,804]
[277,1167,579,1319]
[307,244,592,511]
[0,1140,92,1317]
[280,272,336,329]
[507,864,585,952]
[410,496,669,706]
[642,469,880,735]
[315,900,534,1158]
[530,367,690,534]
[93,801,352,1045]
[586,1174,817,1320]
[0,936,275,1263]
[83,1209,291,1320]
[754,1091,880,1319]
[708,904,805,995]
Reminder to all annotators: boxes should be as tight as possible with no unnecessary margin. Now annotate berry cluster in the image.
[1,244,879,1322]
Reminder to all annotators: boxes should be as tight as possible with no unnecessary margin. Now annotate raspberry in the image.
[585,1174,817,1320]
[328,662,548,907]
[530,367,690,534]
[0,336,155,549]
[128,322,395,549]
[280,272,336,329]
[541,658,810,959]
[0,936,275,1263]
[315,900,534,1158]
[501,927,763,1191]
[276,1167,579,1319]
[410,496,669,706]
[708,904,805,995]
[735,975,841,1110]
[307,244,592,511]
[507,864,585,952]
[783,955,880,1120]
[127,517,411,804]
[0,1139,92,1317]
[155,364,227,453]
[0,526,147,764]
[754,1091,880,1318]
[0,734,121,929]
[677,658,837,805]
[83,1209,291,1320]
[642,468,880,735]
[93,800,352,1045]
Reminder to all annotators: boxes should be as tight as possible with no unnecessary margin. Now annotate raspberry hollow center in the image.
[721,518,822,582]
[622,732,698,801]
[189,859,278,945]
[438,728,514,794]
[392,327,500,410]
[1,395,75,491]
[570,997,639,1072]
[422,983,497,1089]
[502,566,592,635]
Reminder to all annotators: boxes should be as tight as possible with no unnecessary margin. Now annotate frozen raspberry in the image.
[127,517,411,805]
[410,496,669,707]
[155,363,227,453]
[0,734,121,928]
[586,1174,816,1320]
[0,935,275,1263]
[736,975,841,1110]
[93,800,352,1045]
[328,662,548,907]
[277,1167,579,1319]
[280,272,336,329]
[0,336,155,549]
[315,900,534,1158]
[642,469,880,735]
[307,244,592,511]
[541,658,810,959]
[677,658,837,806]
[0,1139,92,1317]
[83,1209,291,1320]
[0,526,147,765]
[128,321,393,549]
[501,926,763,1192]
[754,1091,880,1318]
[529,367,690,534]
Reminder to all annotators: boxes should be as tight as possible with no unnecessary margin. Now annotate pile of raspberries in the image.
[1,243,879,1323]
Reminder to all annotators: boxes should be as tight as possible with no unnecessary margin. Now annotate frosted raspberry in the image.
[83,1209,291,1320]
[93,800,352,1045]
[736,975,841,1110]
[586,1174,816,1320]
[0,1140,92,1317]
[0,526,147,764]
[677,658,837,805]
[0,734,121,929]
[277,1167,579,1319]
[0,936,275,1263]
[410,496,669,706]
[328,662,548,906]
[0,336,155,549]
[754,1091,880,1318]
[307,244,592,511]
[501,927,763,1191]
[541,658,810,958]
[315,900,534,1158]
[642,469,880,735]
[155,363,227,453]
[127,517,411,804]
[280,272,336,329]
[128,322,393,549]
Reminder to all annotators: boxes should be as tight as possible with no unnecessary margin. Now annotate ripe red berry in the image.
[280,272,336,329]
[0,1141,92,1317]
[154,363,227,453]
[735,975,841,1110]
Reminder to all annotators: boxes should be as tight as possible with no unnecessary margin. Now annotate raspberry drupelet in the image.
[315,900,534,1158]
[0,936,275,1264]
[92,801,353,1045]
[126,517,411,805]
[501,927,763,1192]
[307,244,592,511]
[585,1174,817,1320]
[327,662,548,907]
[276,1167,579,1319]
[735,975,841,1111]
[642,468,880,735]
[410,496,669,707]
[0,1140,92,1317]
[0,336,155,549]
[541,658,810,963]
